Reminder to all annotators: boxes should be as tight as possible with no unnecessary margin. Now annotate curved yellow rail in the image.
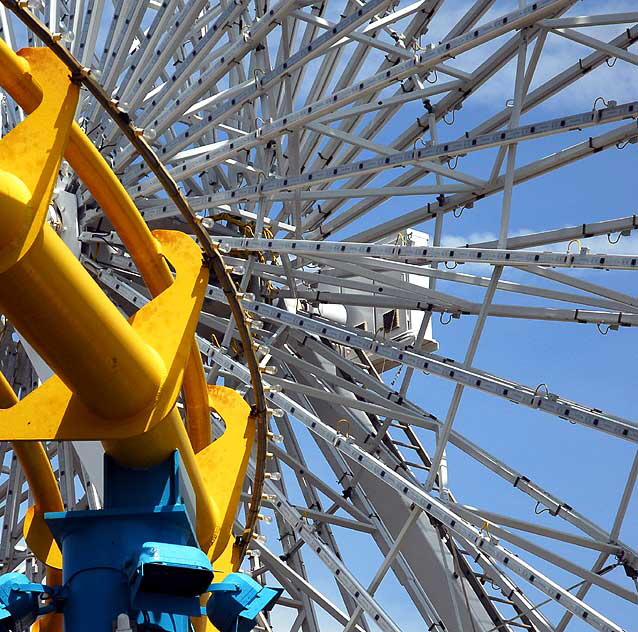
[0,373,63,632]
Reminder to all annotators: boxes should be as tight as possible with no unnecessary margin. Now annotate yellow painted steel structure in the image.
[0,43,254,631]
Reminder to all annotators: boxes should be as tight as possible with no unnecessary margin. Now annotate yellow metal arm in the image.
[193,386,256,632]
[0,47,223,552]
[0,45,256,628]
[0,35,211,463]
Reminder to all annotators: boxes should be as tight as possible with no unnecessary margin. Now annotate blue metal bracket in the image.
[0,573,59,630]
[0,450,280,632]
[206,573,283,632]
[44,451,207,631]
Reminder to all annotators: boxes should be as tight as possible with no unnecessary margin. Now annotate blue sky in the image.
[263,2,638,631]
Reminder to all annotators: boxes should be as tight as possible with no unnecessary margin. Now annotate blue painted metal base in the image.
[45,452,212,632]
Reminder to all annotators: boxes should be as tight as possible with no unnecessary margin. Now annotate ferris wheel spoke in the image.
[257,542,370,631]
[198,287,638,440]
[452,533,557,632]
[208,345,629,632]
[117,0,212,107]
[296,5,554,169]
[199,0,396,131]
[345,121,638,242]
[453,504,625,557]
[121,2,575,191]
[303,23,636,235]
[132,99,637,200]
[253,468,405,632]
[141,0,301,134]
[206,337,637,565]
[214,236,638,271]
[449,507,636,604]
[0,2,635,630]
[555,449,638,632]
[100,0,250,153]
[293,255,635,312]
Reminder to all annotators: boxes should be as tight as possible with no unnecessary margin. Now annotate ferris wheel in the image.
[0,1,636,631]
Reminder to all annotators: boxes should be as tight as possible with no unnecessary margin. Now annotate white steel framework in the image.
[0,2,636,632]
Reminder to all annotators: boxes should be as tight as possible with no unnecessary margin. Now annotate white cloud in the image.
[438,1,638,111]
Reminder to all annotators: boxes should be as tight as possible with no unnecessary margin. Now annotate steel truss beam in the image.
[214,236,638,270]
[1,3,636,631]
[201,285,638,442]
[209,347,630,632]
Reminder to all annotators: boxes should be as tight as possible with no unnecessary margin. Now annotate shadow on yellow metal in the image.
[201,385,255,562]
[0,48,76,269]
[24,505,62,567]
